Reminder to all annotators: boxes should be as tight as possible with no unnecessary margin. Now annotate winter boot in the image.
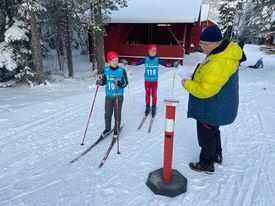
[189,162,214,174]
[213,154,223,164]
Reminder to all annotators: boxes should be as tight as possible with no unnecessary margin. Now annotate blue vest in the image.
[104,66,125,97]
[187,71,239,126]
[144,57,159,82]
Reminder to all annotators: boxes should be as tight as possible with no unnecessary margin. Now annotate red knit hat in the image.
[106,51,118,62]
[148,44,157,50]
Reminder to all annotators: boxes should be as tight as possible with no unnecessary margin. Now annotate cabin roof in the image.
[110,0,205,24]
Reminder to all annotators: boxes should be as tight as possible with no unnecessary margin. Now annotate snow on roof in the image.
[110,0,203,23]
[201,4,210,22]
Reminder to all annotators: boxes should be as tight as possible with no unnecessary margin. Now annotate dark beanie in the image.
[200,25,223,42]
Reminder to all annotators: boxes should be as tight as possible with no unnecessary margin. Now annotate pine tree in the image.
[22,0,45,84]
[218,0,245,40]
[247,0,274,44]
[0,0,34,85]
[75,0,127,74]
[236,0,274,45]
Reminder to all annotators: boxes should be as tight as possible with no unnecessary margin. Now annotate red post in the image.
[163,99,178,183]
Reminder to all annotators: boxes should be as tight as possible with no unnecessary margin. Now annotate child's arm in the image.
[96,73,107,86]
[117,69,129,88]
[158,58,170,67]
[135,58,146,66]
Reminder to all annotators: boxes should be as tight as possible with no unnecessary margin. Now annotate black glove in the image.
[173,61,179,68]
[113,78,119,86]
[96,78,103,85]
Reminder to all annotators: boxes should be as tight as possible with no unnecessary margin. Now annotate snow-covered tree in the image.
[218,0,245,40]
[236,0,274,45]
[75,0,127,74]
[0,0,34,85]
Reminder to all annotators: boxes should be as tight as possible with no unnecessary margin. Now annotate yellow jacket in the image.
[184,41,243,99]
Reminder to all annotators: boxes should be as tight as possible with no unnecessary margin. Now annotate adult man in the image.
[182,25,246,174]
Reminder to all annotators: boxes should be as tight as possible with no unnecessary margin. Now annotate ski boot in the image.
[151,105,156,117]
[145,105,151,116]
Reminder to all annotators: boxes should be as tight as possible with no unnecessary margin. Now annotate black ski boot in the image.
[151,106,156,117]
[101,129,111,138]
[213,154,223,164]
[189,162,214,174]
[145,105,151,116]
[113,131,118,139]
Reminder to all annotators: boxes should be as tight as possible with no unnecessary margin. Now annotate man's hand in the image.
[181,79,187,86]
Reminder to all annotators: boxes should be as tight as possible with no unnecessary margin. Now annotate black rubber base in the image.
[146,168,187,197]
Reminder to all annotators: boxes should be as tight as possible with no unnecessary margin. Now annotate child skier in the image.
[135,44,170,117]
[96,51,128,138]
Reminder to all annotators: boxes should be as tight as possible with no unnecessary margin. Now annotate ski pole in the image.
[171,72,176,96]
[81,84,99,146]
[115,85,121,154]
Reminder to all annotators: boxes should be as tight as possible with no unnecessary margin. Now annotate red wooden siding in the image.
[89,21,209,62]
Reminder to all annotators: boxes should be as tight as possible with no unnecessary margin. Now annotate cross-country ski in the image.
[1,0,275,205]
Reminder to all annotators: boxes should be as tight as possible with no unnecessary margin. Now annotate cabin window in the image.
[124,24,183,46]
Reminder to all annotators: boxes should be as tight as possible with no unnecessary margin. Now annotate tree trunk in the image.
[90,4,105,74]
[64,3,73,77]
[95,29,105,74]
[29,8,44,83]
[91,31,97,71]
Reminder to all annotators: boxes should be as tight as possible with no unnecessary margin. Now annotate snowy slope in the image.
[0,45,275,206]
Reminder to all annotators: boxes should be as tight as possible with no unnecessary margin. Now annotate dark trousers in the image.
[197,121,222,164]
[105,96,123,133]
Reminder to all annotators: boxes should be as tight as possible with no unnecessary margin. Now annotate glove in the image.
[96,78,103,85]
[113,77,119,86]
[173,61,179,68]
[121,59,129,66]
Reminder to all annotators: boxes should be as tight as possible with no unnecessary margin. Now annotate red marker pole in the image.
[163,100,177,183]
[146,99,187,197]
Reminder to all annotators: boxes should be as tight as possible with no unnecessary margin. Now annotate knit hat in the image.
[106,51,118,62]
[148,44,157,50]
[200,25,222,42]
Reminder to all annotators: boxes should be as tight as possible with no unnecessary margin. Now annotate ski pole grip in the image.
[163,99,179,183]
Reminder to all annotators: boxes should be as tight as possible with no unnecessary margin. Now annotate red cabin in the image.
[89,0,210,63]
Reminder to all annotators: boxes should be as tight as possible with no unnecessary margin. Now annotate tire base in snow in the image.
[146,168,187,197]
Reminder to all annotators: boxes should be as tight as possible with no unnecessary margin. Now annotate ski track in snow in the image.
[0,45,275,206]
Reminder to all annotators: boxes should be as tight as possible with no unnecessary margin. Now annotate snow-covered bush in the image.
[15,66,35,86]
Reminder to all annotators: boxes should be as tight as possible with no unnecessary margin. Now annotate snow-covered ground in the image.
[0,45,275,206]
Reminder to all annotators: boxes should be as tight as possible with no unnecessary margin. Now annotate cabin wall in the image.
[89,22,205,62]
